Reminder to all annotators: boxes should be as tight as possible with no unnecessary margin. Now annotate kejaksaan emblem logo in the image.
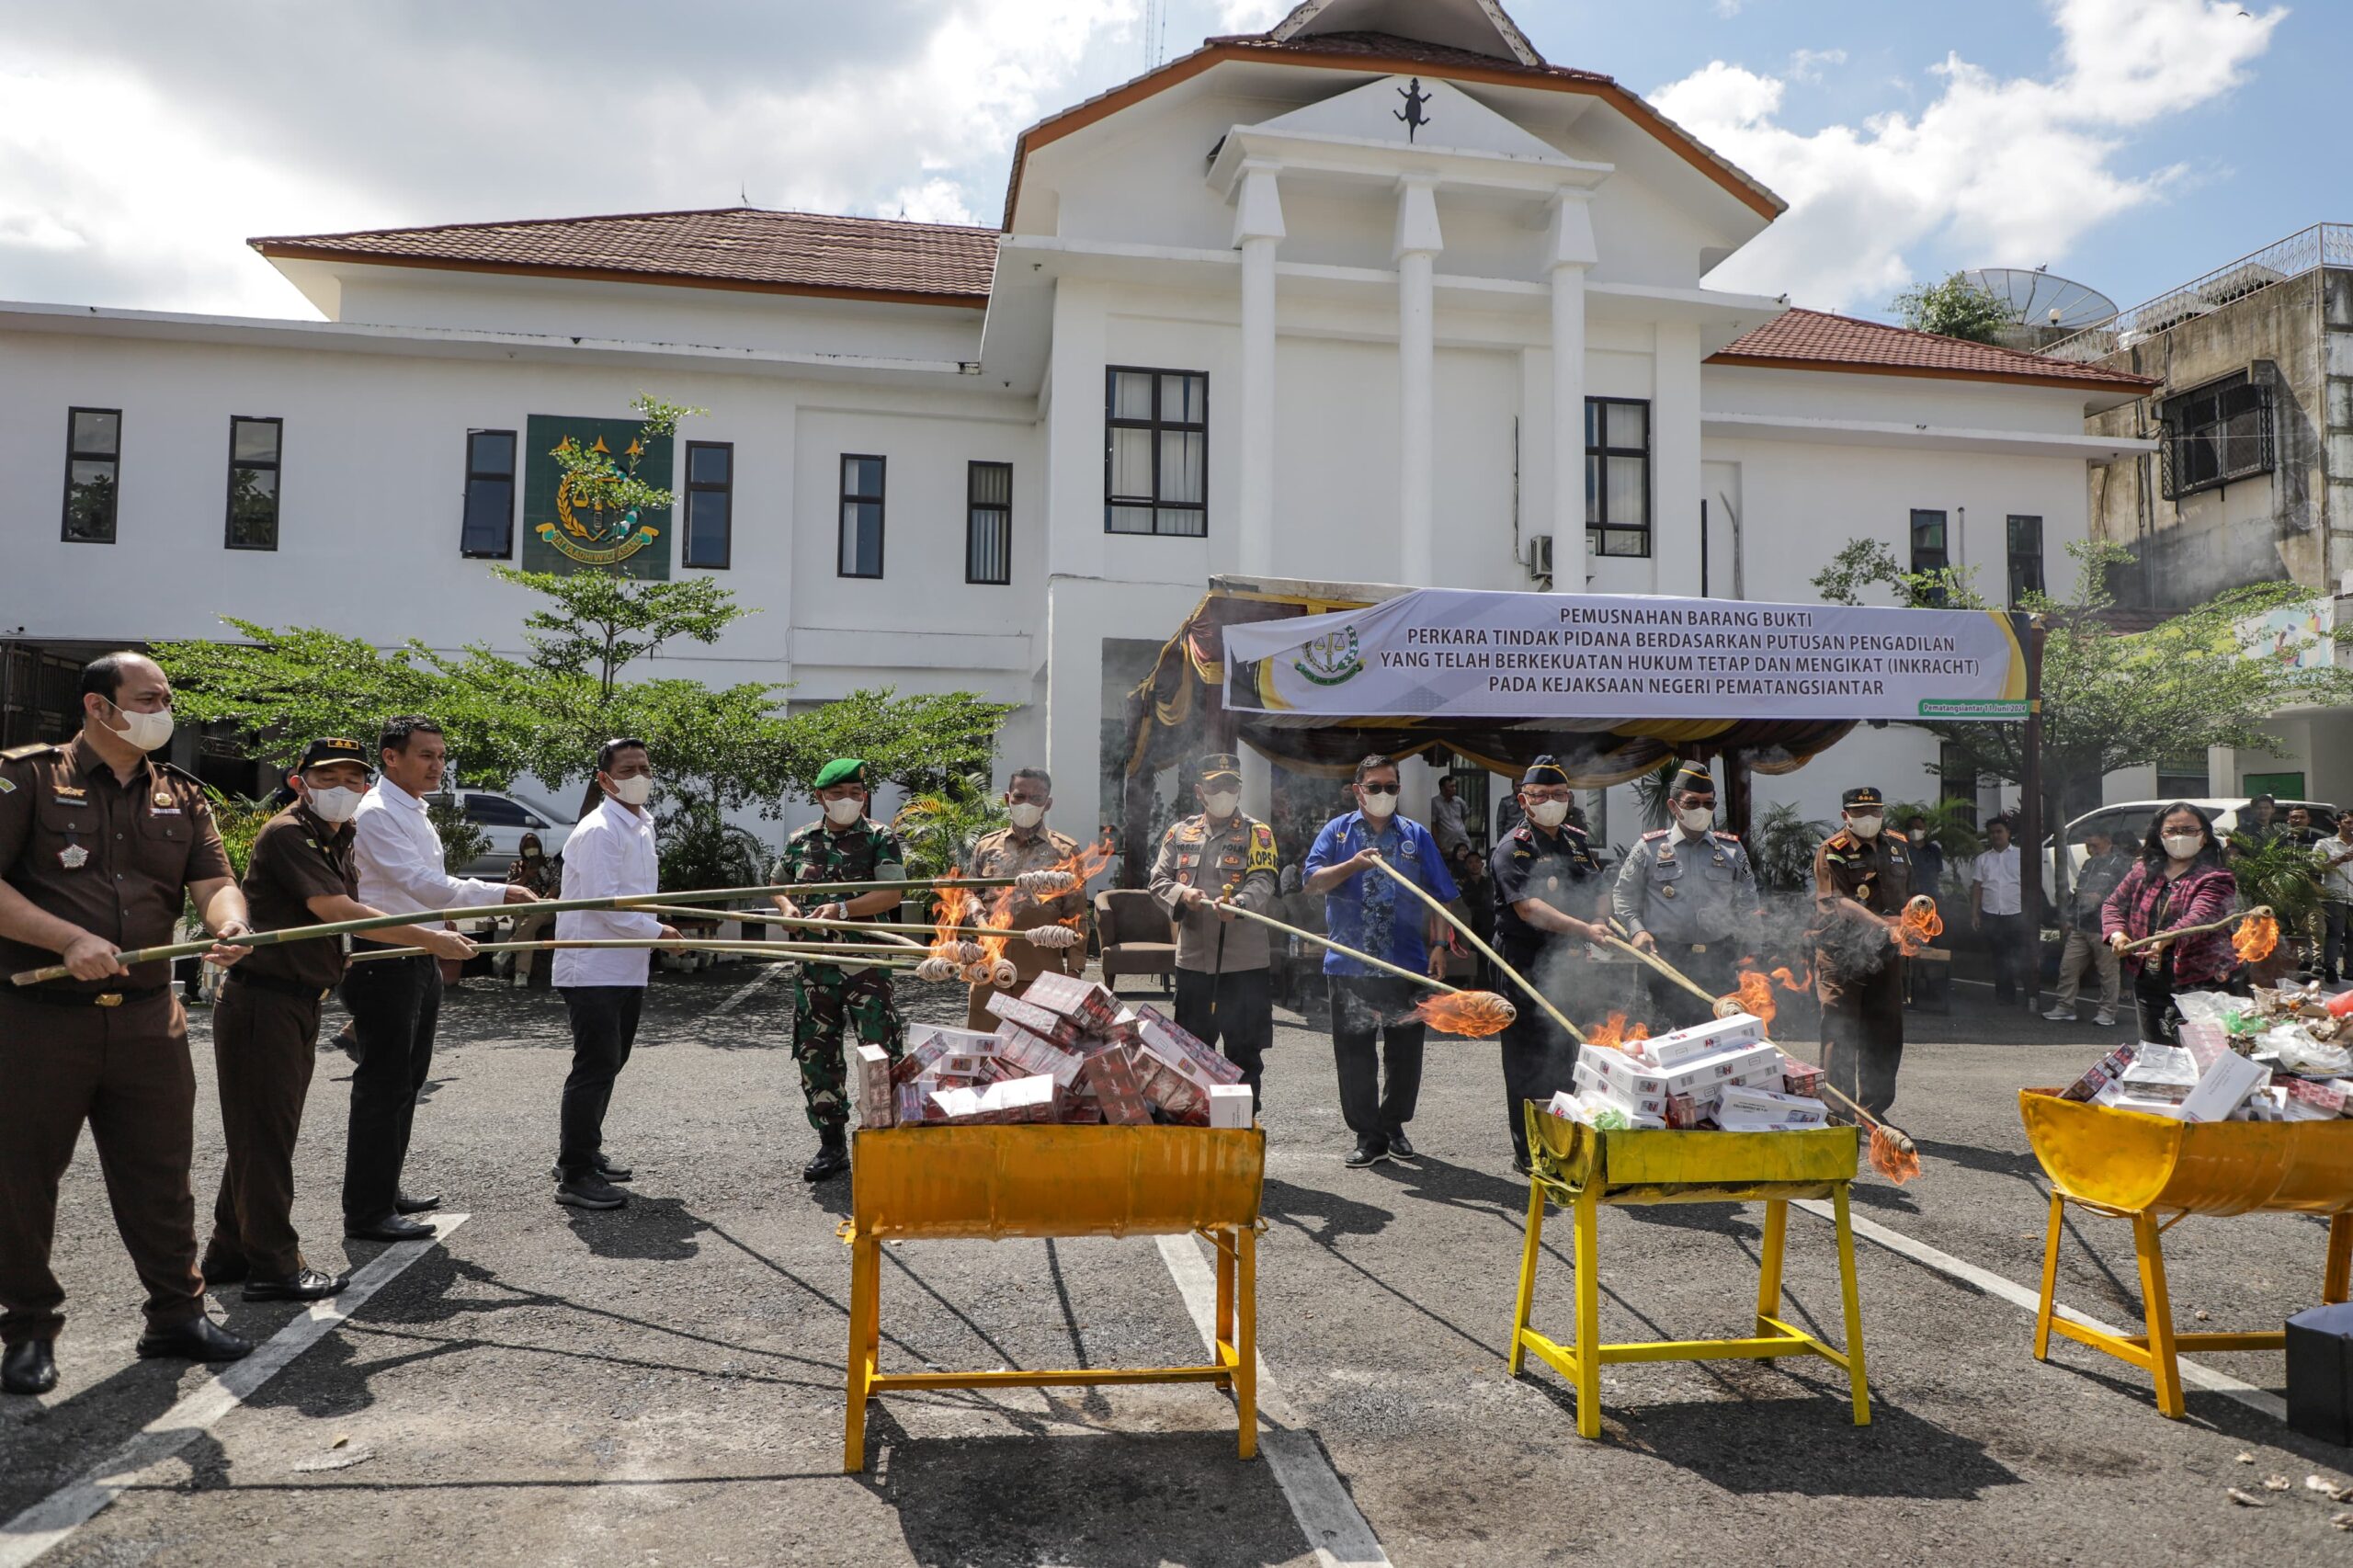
[1293,627,1364,687]
[538,436,661,566]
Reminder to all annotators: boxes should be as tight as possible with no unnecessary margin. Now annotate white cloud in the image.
[1713,0,1745,17]
[1652,0,2287,312]
[1788,48,1847,85]
[1216,0,1291,28]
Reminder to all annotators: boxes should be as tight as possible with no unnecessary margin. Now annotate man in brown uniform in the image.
[0,653,255,1396]
[1811,785,1915,1119]
[202,738,476,1303]
[961,767,1086,1029]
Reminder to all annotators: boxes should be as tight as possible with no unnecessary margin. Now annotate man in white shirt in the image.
[2315,812,2353,984]
[1970,816,2028,1008]
[342,717,535,1242]
[1429,774,1472,858]
[550,739,678,1210]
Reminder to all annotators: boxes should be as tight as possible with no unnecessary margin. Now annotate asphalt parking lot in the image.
[5,965,2352,1567]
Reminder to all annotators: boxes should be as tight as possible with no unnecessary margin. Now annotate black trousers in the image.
[1173,967,1272,1109]
[557,986,643,1176]
[1641,943,1737,1033]
[1820,956,1904,1119]
[340,951,441,1227]
[1499,942,1576,1165]
[208,979,323,1279]
[2325,901,2351,978]
[1981,911,2028,1001]
[1328,974,1426,1144]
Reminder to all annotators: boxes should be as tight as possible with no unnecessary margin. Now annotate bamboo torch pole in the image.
[1362,855,1586,1045]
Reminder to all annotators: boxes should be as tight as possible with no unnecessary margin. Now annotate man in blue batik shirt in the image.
[1303,755,1461,1168]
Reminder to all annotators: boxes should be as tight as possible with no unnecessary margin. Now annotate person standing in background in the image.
[344,717,536,1243]
[1902,812,1948,1013]
[2313,812,2353,984]
[2045,827,2131,1027]
[505,831,559,989]
[1429,774,1472,860]
[1970,816,2027,1008]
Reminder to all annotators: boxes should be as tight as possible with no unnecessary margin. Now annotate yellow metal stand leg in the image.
[1509,1174,1546,1375]
[2132,1210,2185,1419]
[843,1233,881,1472]
[1832,1183,1870,1426]
[1234,1225,1258,1460]
[1573,1187,1602,1439]
[1756,1199,1788,1336]
[2327,1214,2352,1306]
[2033,1190,2065,1361]
[1212,1229,1237,1392]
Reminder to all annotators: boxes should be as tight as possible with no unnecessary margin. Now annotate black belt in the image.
[351,937,429,956]
[10,983,168,1009]
[225,969,335,1003]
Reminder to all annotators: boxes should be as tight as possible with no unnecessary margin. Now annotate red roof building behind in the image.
[1710,308,2155,392]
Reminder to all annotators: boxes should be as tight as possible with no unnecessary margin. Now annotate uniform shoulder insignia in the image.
[0,742,63,763]
[1250,823,1273,845]
[1887,829,1910,844]
[158,761,218,796]
[1712,831,1742,844]
[1641,828,1670,841]
[1048,829,1079,853]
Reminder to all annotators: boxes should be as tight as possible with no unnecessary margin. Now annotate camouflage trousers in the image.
[792,964,904,1131]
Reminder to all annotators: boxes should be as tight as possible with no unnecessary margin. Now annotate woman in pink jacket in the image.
[2101,802,2240,1043]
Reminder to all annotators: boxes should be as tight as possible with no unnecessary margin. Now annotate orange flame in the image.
[1771,964,1812,993]
[1414,990,1518,1038]
[1896,895,1945,958]
[1870,1124,1922,1186]
[1584,1011,1653,1051]
[1722,969,1779,1037]
[930,873,989,966]
[2233,911,2279,964]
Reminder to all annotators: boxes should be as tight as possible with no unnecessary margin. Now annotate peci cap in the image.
[1197,752,1243,784]
[813,757,870,791]
[1521,755,1570,787]
[296,737,370,774]
[1670,761,1716,798]
[1841,786,1885,810]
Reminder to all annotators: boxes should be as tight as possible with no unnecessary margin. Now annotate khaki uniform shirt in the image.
[1148,812,1279,972]
[967,825,1085,934]
[0,733,232,994]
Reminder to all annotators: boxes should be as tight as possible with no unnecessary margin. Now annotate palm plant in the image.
[1750,801,1834,894]
[892,788,1011,884]
[2225,832,2325,929]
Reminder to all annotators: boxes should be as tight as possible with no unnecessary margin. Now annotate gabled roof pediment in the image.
[1269,0,1540,65]
[1251,73,1568,162]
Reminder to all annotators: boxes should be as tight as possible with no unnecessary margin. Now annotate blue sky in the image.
[0,0,2316,324]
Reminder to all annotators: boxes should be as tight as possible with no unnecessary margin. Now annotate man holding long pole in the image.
[1490,756,1607,1175]
[1813,786,1914,1118]
[1611,761,1760,1032]
[1149,753,1280,1113]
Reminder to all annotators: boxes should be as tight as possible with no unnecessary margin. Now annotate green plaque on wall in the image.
[520,414,672,578]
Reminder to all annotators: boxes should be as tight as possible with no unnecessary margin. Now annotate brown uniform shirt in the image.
[0,733,233,994]
[235,805,358,990]
[1810,827,1915,978]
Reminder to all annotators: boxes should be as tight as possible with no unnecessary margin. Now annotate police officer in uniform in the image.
[1611,761,1761,1031]
[772,758,905,1183]
[1148,753,1280,1110]
[203,738,477,1301]
[0,653,255,1396]
[1812,786,1913,1118]
[962,766,1085,1030]
[1491,756,1608,1172]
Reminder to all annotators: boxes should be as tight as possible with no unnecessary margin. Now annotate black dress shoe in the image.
[345,1214,435,1243]
[1344,1137,1389,1168]
[392,1191,441,1214]
[3,1338,56,1395]
[243,1268,349,1302]
[135,1314,252,1364]
[1384,1130,1416,1159]
[199,1254,248,1288]
[801,1131,851,1184]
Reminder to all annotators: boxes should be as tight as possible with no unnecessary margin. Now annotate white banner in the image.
[1222,589,2029,722]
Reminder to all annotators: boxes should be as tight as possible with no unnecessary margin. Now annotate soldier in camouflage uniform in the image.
[771,758,905,1183]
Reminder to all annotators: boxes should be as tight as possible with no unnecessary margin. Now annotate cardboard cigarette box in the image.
[1636,1013,1768,1069]
[2091,1081,2187,1118]
[1131,1050,1210,1120]
[2177,1049,2270,1123]
[1714,1083,1831,1130]
[1135,1006,1245,1085]
[1779,1059,1826,1099]
[855,1043,895,1129]
[1582,1049,1671,1101]
[1574,1055,1670,1119]
[892,1025,999,1085]
[993,1025,1084,1089]
[1664,1093,1701,1129]
[1648,1040,1784,1099]
[2284,1076,2349,1117]
[1079,1049,1152,1125]
[983,989,1085,1046]
[1022,971,1122,1031]
[2059,1044,2138,1102]
[1208,1084,1255,1128]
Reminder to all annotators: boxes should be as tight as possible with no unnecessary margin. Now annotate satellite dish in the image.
[1960,267,2118,351]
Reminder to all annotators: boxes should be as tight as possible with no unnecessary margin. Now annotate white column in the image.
[1548,193,1597,592]
[1651,319,1704,596]
[1395,177,1442,586]
[1233,163,1285,578]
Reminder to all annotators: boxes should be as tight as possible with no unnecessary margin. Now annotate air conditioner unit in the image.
[1528,534,1553,580]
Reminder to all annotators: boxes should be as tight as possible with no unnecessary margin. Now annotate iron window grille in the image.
[2006,515,2045,604]
[1585,397,1651,558]
[1910,509,1949,606]
[2160,374,2274,499]
[63,407,121,544]
[967,460,1012,584]
[839,454,885,577]
[683,441,733,570]
[460,428,517,558]
[225,416,282,551]
[1104,368,1208,536]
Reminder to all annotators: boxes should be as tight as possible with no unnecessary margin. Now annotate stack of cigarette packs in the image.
[1548,1012,1835,1132]
[854,974,1255,1131]
[2058,1025,2353,1123]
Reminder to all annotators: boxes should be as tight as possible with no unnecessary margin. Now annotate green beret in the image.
[814,758,869,790]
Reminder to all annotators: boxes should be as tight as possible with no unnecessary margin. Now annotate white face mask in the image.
[104,699,174,754]
[2162,833,2203,860]
[1676,805,1714,834]
[305,785,364,824]
[610,775,654,807]
[1358,787,1398,820]
[1525,799,1570,829]
[1847,812,1883,840]
[1007,801,1046,830]
[1201,790,1241,820]
[823,795,866,826]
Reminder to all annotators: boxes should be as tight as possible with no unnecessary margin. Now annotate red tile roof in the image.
[1710,308,2157,392]
[251,208,996,307]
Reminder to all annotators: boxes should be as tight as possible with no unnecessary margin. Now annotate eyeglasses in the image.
[1359,783,1399,796]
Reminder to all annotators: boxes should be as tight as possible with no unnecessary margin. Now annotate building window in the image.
[2156,752,2209,799]
[1938,742,1978,830]
[684,441,733,570]
[225,416,282,551]
[459,429,517,558]
[1105,368,1207,536]
[967,460,1012,585]
[1909,508,1949,606]
[839,454,885,577]
[2006,515,2044,604]
[1585,398,1651,558]
[2161,373,2273,499]
[62,407,121,545]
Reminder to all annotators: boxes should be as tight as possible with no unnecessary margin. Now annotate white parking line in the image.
[710,967,783,1017]
[1794,1199,2287,1422]
[0,1214,469,1568]
[1155,1233,1392,1568]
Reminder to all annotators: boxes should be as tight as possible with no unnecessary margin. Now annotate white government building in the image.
[0,0,2160,856]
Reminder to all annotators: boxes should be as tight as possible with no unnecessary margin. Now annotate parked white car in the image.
[2045,796,2338,885]
[439,787,579,877]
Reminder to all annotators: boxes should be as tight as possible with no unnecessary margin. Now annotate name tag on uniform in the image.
[151,806,183,817]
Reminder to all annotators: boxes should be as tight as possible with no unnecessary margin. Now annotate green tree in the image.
[1891,272,2014,344]
[492,567,741,701]
[779,688,1017,800]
